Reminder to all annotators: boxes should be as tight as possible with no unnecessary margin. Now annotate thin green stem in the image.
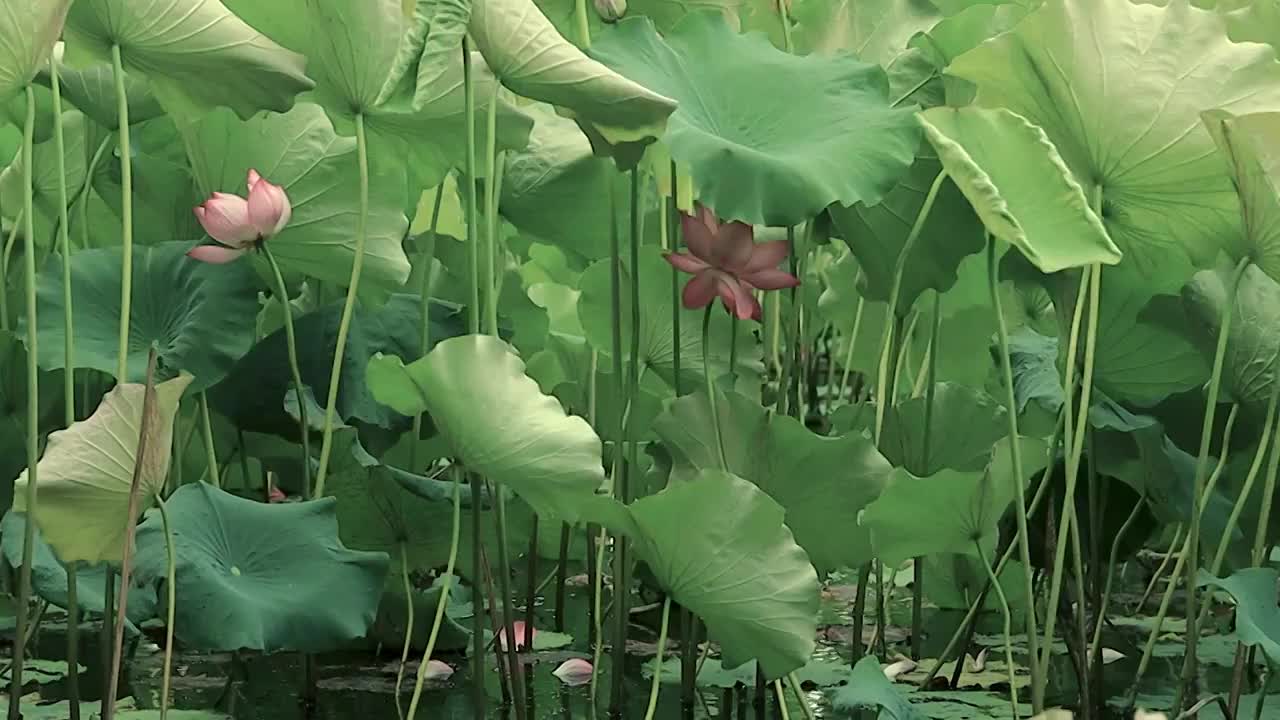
[1177,257,1250,713]
[199,391,219,488]
[157,497,177,720]
[978,542,1019,720]
[9,83,39,720]
[874,171,946,442]
[703,305,729,470]
[777,0,794,52]
[111,45,133,382]
[1209,389,1279,582]
[406,477,462,720]
[66,564,79,720]
[409,187,443,473]
[463,43,480,335]
[1254,391,1280,567]
[395,543,415,720]
[989,240,1042,710]
[262,244,310,494]
[493,488,528,716]
[1127,532,1190,707]
[787,672,815,720]
[642,597,673,720]
[573,0,592,47]
[836,272,866,403]
[1090,496,1146,659]
[313,112,370,498]
[484,81,500,337]
[469,477,485,713]
[50,53,73,428]
[1138,525,1183,612]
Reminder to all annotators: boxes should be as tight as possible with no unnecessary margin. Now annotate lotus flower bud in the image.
[594,0,626,23]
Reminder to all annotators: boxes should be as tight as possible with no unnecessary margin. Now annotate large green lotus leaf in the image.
[1197,568,1280,664]
[469,0,676,147]
[792,0,940,65]
[0,0,70,102]
[182,103,412,298]
[577,248,760,388]
[831,656,925,719]
[861,437,1046,566]
[1177,261,1280,411]
[587,470,819,679]
[1088,267,1210,407]
[14,374,192,565]
[918,106,1121,273]
[305,0,402,113]
[214,296,466,439]
[36,58,163,129]
[589,11,919,226]
[0,110,88,249]
[1202,111,1280,284]
[32,242,259,391]
[653,389,893,572]
[878,382,1007,476]
[130,483,388,652]
[907,1,1029,67]
[1005,328,1062,416]
[0,512,152,630]
[366,335,605,523]
[63,0,313,119]
[949,0,1280,288]
[829,153,985,306]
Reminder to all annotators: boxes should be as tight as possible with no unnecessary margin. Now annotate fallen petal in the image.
[1100,648,1124,665]
[552,658,593,687]
[498,620,537,652]
[187,245,248,264]
[424,659,454,681]
[882,658,916,681]
[967,647,988,672]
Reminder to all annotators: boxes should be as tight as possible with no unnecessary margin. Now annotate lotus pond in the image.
[5,0,1280,718]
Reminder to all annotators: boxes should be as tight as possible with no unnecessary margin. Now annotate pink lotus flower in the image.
[551,658,593,686]
[497,621,536,652]
[188,169,292,264]
[268,486,287,503]
[664,204,799,321]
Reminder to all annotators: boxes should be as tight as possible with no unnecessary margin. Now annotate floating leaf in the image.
[1196,568,1280,664]
[589,11,919,225]
[15,374,192,565]
[367,335,605,523]
[949,0,1280,288]
[469,0,676,149]
[831,656,925,719]
[587,470,819,680]
[0,0,71,102]
[64,0,313,119]
[131,483,388,652]
[182,103,412,298]
[918,106,1120,273]
[654,389,892,572]
[33,242,259,391]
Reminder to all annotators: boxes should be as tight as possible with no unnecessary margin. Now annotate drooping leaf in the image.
[586,470,819,680]
[14,374,192,565]
[860,437,1046,566]
[63,0,314,119]
[589,11,919,225]
[949,0,1280,289]
[0,110,88,249]
[830,656,925,719]
[577,248,760,389]
[131,483,388,652]
[654,389,893,571]
[877,382,1007,476]
[182,103,412,298]
[468,0,676,147]
[792,0,941,67]
[1196,568,1280,664]
[828,154,986,306]
[37,57,163,129]
[33,242,260,391]
[0,0,71,102]
[1202,111,1280,284]
[213,296,466,439]
[918,106,1120,274]
[366,335,605,523]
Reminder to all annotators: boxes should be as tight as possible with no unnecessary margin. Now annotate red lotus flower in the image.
[664,205,799,321]
[188,169,292,263]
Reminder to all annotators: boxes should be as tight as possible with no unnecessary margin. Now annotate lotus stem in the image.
[462,44,481,336]
[469,477,485,713]
[406,475,461,720]
[836,270,865,404]
[1089,496,1146,659]
[409,185,444,473]
[65,564,79,720]
[312,104,370,497]
[642,596,673,720]
[990,239,1045,710]
[199,391,220,487]
[104,347,159,720]
[262,244,310,493]
[50,52,73,428]
[1126,532,1190,708]
[1176,256,1250,713]
[702,305,729,470]
[574,0,592,47]
[874,171,945,443]
[157,497,177,720]
[394,544,415,720]
[492,488,528,715]
[8,83,40,720]
[976,542,1019,720]
[1138,525,1183,612]
[110,45,134,381]
[484,80,501,337]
